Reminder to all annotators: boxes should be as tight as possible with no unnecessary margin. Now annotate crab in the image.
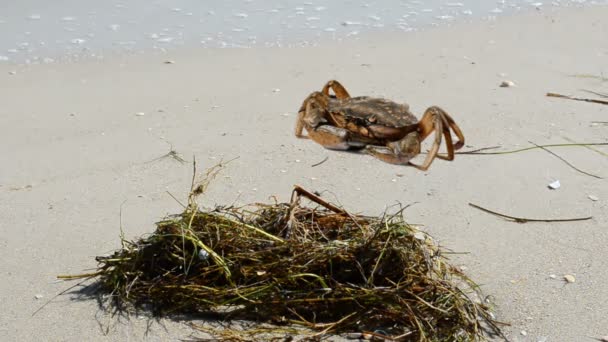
[295,80,465,171]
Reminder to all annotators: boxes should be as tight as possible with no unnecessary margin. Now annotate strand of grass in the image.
[581,89,608,98]
[288,273,329,289]
[562,136,608,158]
[469,203,593,223]
[403,300,426,341]
[179,231,233,282]
[165,191,187,209]
[220,215,285,243]
[182,211,196,275]
[546,92,608,105]
[456,143,608,155]
[34,276,96,316]
[311,311,358,338]
[190,323,306,341]
[311,156,329,167]
[456,146,501,154]
[529,141,602,179]
[568,73,608,81]
[367,227,392,286]
[57,271,105,279]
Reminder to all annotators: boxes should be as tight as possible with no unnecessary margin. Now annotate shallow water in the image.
[1,0,606,63]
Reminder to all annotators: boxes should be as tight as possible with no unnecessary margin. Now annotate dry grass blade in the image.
[469,203,592,223]
[528,141,602,179]
[562,136,608,158]
[581,89,608,98]
[59,165,505,341]
[456,143,608,155]
[568,74,608,82]
[546,92,608,105]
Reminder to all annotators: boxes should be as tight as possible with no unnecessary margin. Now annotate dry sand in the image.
[1,6,607,342]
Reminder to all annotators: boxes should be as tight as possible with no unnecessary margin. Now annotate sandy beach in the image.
[1,5,607,341]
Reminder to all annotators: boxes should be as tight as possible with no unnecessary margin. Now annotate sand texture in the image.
[1,6,607,342]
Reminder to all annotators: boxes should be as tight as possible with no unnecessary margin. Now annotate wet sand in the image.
[1,5,607,341]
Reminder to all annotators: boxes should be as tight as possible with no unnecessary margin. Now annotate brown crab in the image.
[295,80,465,170]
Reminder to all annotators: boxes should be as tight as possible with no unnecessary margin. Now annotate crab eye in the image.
[367,116,377,123]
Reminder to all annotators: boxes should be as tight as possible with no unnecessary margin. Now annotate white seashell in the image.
[500,80,515,87]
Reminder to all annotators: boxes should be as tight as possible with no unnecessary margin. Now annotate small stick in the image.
[529,141,602,179]
[469,203,592,223]
[311,156,329,167]
[546,92,608,105]
[292,185,346,215]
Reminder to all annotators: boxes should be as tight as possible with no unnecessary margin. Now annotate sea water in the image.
[0,0,606,63]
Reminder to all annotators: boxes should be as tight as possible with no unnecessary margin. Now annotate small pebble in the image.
[34,294,43,300]
[588,195,599,201]
[521,330,527,336]
[548,180,561,190]
[272,88,280,93]
[164,60,175,64]
[598,336,608,342]
[549,274,557,279]
[500,80,516,87]
[8,71,16,75]
[135,112,145,116]
[564,274,576,283]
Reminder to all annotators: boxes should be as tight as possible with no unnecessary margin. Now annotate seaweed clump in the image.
[62,167,503,341]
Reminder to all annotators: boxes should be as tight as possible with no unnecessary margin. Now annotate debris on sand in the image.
[60,165,504,341]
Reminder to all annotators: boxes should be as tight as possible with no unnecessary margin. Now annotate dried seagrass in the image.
[61,184,504,341]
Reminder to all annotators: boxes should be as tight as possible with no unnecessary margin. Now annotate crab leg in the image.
[365,113,445,170]
[321,80,351,99]
[407,109,444,170]
[437,107,465,150]
[295,92,330,138]
[294,110,308,138]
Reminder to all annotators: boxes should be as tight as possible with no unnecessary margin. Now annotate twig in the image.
[546,92,608,105]
[311,156,329,167]
[468,203,592,223]
[456,143,608,155]
[528,141,602,179]
[292,185,346,215]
